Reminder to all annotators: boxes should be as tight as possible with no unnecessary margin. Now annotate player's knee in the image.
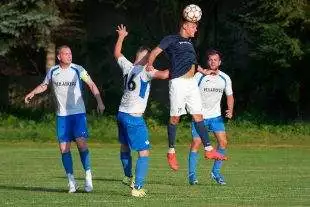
[76,138,88,151]
[138,150,149,157]
[192,114,203,122]
[219,139,227,148]
[191,138,201,151]
[170,116,180,125]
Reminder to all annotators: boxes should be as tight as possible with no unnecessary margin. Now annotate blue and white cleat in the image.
[211,172,226,185]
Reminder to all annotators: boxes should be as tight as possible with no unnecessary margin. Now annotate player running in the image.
[24,45,105,193]
[114,24,168,197]
[188,50,234,185]
[147,19,227,171]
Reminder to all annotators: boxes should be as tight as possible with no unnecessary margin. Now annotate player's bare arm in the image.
[146,47,163,71]
[197,65,216,75]
[84,78,105,114]
[225,95,234,119]
[24,84,48,104]
[153,69,169,80]
[114,24,128,59]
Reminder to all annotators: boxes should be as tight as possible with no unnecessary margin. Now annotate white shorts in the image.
[169,77,203,116]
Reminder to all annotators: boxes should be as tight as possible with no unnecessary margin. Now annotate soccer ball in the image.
[183,4,202,23]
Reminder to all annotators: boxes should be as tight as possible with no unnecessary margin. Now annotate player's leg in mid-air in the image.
[210,116,228,185]
[167,77,187,171]
[117,112,150,197]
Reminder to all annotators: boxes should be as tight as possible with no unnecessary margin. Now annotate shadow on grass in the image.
[0,185,67,193]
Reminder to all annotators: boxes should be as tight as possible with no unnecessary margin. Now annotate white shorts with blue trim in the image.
[169,77,203,116]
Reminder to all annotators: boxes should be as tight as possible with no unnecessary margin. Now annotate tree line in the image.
[0,0,309,120]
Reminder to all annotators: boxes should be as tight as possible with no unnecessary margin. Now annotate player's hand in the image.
[225,109,233,119]
[116,24,128,38]
[146,65,154,72]
[24,92,35,104]
[97,103,105,114]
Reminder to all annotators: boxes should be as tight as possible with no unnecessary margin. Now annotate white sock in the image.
[168,148,175,153]
[204,146,213,151]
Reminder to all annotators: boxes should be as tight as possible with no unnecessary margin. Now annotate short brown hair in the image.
[206,49,222,60]
[56,45,70,55]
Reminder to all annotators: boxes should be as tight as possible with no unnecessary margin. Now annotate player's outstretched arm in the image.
[152,69,169,80]
[197,65,216,75]
[24,84,48,104]
[146,47,163,71]
[114,24,128,60]
[225,95,234,119]
[84,78,105,114]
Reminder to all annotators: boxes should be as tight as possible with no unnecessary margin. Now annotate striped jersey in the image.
[43,63,90,116]
[195,71,233,119]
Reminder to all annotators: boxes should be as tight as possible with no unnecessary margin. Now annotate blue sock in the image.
[61,151,73,174]
[212,147,226,175]
[120,151,132,177]
[79,149,91,171]
[188,151,198,181]
[167,123,177,148]
[134,156,149,189]
[193,121,211,147]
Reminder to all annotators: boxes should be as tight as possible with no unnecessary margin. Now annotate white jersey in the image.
[43,63,90,116]
[117,56,155,114]
[194,70,233,119]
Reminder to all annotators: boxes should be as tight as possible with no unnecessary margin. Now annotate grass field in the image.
[0,142,309,206]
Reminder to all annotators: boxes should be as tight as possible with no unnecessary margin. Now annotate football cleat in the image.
[189,179,198,185]
[68,174,78,193]
[211,172,226,185]
[84,170,93,192]
[167,152,179,171]
[204,149,227,160]
[131,188,147,197]
[122,176,135,189]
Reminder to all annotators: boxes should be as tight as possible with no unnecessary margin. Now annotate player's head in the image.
[207,49,222,70]
[57,45,72,65]
[179,18,198,38]
[134,46,151,65]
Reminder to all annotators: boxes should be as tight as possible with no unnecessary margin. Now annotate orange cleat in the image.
[167,152,179,171]
[204,149,228,160]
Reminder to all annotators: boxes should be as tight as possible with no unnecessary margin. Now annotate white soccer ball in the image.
[183,4,202,23]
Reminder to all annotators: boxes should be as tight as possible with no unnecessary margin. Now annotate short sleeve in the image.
[42,69,52,85]
[79,67,91,82]
[159,36,173,50]
[117,56,133,75]
[224,74,233,96]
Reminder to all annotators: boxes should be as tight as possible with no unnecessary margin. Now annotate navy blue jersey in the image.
[159,34,197,79]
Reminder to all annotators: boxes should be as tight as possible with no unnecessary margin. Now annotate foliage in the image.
[0,0,62,56]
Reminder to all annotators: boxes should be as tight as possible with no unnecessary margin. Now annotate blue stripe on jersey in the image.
[219,74,227,88]
[50,67,59,82]
[71,66,83,91]
[198,75,206,86]
[139,78,148,98]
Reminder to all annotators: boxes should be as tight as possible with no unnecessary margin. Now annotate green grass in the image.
[0,143,309,206]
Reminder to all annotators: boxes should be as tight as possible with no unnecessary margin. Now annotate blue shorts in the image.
[191,116,225,138]
[56,113,88,143]
[117,112,150,151]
